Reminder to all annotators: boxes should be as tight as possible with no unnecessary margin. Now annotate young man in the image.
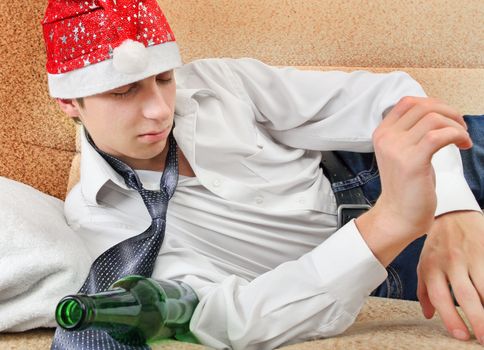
[43,0,484,349]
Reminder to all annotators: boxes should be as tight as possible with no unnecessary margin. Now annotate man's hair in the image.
[72,98,84,124]
[76,98,84,108]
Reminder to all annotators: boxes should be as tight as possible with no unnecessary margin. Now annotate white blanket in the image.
[0,177,91,332]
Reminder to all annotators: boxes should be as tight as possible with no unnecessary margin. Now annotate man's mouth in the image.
[138,126,170,142]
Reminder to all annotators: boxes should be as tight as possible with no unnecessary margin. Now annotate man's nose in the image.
[141,86,171,121]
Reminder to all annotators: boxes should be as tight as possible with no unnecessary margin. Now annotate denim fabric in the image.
[461,115,484,208]
[330,115,484,301]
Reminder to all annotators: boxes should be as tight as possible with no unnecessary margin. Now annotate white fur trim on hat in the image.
[47,41,182,98]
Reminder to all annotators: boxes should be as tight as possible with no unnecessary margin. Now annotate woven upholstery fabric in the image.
[0,1,76,199]
[1,298,482,349]
[163,0,483,69]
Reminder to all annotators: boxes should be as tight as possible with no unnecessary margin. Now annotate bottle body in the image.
[56,275,199,345]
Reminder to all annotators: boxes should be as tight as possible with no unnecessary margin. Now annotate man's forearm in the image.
[355,202,425,267]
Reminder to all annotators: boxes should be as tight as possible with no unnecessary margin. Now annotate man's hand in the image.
[356,96,472,266]
[417,210,484,344]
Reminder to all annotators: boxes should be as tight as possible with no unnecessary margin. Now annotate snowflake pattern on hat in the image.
[42,0,176,75]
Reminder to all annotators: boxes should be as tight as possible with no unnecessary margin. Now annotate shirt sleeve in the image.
[222,58,480,215]
[224,57,427,152]
[154,220,387,350]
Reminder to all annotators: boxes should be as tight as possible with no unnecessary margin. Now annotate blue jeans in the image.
[331,115,484,300]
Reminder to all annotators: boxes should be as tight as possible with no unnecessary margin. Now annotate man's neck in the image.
[116,145,194,177]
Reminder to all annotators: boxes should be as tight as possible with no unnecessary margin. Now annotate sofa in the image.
[0,0,483,349]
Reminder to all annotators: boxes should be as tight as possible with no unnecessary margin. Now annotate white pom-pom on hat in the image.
[112,39,149,74]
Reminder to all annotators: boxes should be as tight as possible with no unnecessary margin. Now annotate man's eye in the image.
[157,77,172,84]
[112,87,133,97]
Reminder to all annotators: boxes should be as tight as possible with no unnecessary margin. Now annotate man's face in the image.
[74,70,176,170]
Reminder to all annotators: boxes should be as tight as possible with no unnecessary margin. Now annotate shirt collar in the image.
[79,127,130,205]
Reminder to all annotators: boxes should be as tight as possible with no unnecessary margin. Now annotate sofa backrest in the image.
[1,0,482,199]
[163,0,483,113]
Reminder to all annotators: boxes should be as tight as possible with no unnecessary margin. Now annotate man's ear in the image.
[56,98,82,118]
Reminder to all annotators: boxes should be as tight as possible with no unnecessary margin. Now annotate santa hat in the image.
[42,0,182,98]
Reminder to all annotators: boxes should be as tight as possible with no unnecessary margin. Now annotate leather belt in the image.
[320,151,371,228]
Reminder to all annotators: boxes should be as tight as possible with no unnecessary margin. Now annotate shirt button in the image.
[255,196,264,205]
[212,179,221,187]
[298,197,306,205]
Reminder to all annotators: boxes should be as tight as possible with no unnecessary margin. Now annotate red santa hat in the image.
[42,0,182,98]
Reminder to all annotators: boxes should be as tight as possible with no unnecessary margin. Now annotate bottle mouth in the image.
[56,296,86,330]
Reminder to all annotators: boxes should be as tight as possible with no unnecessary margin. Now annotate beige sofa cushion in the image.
[1,297,482,349]
[0,2,76,200]
[164,0,483,69]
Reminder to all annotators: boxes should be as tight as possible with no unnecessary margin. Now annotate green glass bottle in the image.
[55,275,199,346]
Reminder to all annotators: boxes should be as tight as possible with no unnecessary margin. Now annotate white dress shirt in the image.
[65,58,480,349]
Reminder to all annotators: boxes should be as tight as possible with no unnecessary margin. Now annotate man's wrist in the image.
[431,210,484,237]
[355,204,426,266]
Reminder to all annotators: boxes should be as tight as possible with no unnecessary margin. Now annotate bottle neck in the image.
[56,289,139,331]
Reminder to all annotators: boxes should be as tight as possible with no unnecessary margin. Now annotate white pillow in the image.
[0,177,92,332]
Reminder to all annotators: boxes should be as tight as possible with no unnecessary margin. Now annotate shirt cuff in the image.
[307,220,388,314]
[435,171,482,216]
[432,144,482,216]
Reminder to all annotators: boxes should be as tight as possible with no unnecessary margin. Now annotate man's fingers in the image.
[417,279,436,319]
[470,266,484,305]
[426,273,470,340]
[380,96,419,126]
[416,127,472,164]
[468,223,484,306]
[393,99,465,131]
[419,212,484,344]
[451,271,484,344]
[381,96,466,131]
[406,113,467,145]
